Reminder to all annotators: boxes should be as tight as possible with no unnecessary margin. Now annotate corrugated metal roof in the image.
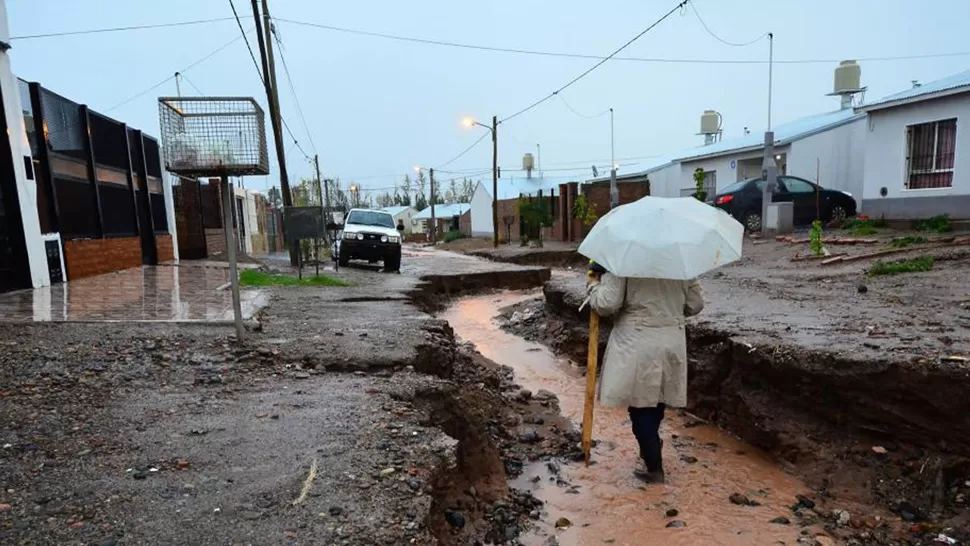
[860,69,970,111]
[488,174,578,200]
[587,156,673,183]
[413,202,471,219]
[380,205,414,217]
[672,108,865,162]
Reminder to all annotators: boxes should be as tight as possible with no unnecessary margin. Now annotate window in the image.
[680,170,717,201]
[906,119,957,189]
[779,177,816,193]
[346,210,395,229]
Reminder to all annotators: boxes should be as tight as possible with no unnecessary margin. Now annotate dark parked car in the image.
[713,176,857,231]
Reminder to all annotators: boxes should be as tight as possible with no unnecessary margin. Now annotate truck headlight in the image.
[343,232,357,241]
[381,235,388,243]
[388,236,400,244]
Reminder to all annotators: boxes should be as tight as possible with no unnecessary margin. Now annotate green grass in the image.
[915,214,952,234]
[890,236,928,248]
[868,257,934,277]
[443,230,464,243]
[239,270,350,287]
[849,225,879,236]
[843,217,886,237]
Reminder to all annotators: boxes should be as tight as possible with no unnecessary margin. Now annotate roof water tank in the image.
[522,153,535,170]
[700,110,721,135]
[834,60,861,93]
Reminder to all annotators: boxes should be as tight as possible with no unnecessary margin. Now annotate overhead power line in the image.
[10,17,239,41]
[557,95,611,119]
[434,132,490,169]
[275,16,970,66]
[272,22,317,155]
[689,2,768,47]
[229,0,264,80]
[501,0,688,123]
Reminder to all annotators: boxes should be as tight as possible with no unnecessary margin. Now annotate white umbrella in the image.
[578,197,744,280]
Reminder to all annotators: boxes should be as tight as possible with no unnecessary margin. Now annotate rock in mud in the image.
[666,520,687,528]
[834,509,850,526]
[665,508,679,518]
[444,509,466,529]
[555,517,572,529]
[730,493,761,507]
[519,429,542,444]
[769,516,791,525]
[795,495,816,510]
[857,284,868,294]
[680,455,698,464]
[517,389,533,401]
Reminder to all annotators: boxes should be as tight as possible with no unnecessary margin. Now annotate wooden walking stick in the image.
[581,310,600,466]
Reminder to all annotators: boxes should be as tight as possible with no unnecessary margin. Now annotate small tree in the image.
[809,220,824,257]
[572,194,598,229]
[518,196,553,248]
[693,168,707,202]
[267,186,282,207]
[461,178,476,202]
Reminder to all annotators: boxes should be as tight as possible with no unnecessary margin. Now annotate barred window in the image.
[906,119,956,190]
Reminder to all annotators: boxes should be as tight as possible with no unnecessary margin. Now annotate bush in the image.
[889,236,927,248]
[915,214,952,234]
[843,217,885,236]
[443,230,463,243]
[868,256,934,277]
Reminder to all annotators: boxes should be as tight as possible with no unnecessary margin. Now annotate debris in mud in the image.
[665,508,680,517]
[555,517,572,529]
[770,516,791,525]
[666,520,687,528]
[680,455,699,464]
[730,493,761,507]
[444,509,466,528]
[519,429,542,443]
[795,495,817,510]
[835,509,851,526]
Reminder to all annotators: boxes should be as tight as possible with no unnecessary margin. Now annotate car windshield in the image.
[718,178,756,194]
[346,210,395,229]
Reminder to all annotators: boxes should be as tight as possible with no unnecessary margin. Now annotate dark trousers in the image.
[629,404,666,472]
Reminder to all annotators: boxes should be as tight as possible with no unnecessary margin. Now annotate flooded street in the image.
[443,291,817,546]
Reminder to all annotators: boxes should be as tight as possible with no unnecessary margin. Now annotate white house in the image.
[858,69,970,220]
[661,108,867,205]
[413,202,470,234]
[469,175,575,237]
[380,205,417,234]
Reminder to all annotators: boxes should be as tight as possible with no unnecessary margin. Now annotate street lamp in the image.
[463,115,499,248]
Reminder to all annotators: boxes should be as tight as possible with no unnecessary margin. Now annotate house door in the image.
[0,84,31,293]
[173,178,207,259]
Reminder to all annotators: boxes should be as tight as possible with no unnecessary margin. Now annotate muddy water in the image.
[443,291,819,546]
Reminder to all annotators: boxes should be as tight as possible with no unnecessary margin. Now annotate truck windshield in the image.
[346,210,395,229]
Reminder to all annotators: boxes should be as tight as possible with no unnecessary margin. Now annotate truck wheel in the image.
[338,252,349,268]
[384,254,401,272]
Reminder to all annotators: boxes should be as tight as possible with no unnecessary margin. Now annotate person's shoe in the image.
[633,468,665,484]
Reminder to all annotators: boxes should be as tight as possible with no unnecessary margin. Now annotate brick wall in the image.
[496,198,519,243]
[206,228,228,257]
[156,234,175,263]
[459,211,472,237]
[582,180,651,214]
[63,237,142,280]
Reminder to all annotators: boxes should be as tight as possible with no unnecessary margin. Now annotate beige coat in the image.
[587,274,704,409]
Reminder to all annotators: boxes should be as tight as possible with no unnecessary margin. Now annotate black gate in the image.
[0,82,31,293]
[173,178,207,259]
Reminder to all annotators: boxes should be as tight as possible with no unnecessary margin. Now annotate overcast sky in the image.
[8,0,969,197]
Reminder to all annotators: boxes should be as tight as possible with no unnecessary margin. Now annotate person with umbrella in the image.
[578,197,743,484]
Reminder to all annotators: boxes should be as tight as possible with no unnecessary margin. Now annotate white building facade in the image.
[859,71,970,220]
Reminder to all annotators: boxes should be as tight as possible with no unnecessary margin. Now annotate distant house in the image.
[469,175,576,239]
[380,205,417,234]
[413,202,470,235]
[858,69,970,220]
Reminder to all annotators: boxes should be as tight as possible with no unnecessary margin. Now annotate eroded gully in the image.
[442,290,819,546]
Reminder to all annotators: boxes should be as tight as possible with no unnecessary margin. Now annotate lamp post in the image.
[463,116,499,248]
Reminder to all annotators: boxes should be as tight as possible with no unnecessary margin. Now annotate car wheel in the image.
[384,254,401,272]
[743,211,763,232]
[338,252,349,268]
[828,205,848,223]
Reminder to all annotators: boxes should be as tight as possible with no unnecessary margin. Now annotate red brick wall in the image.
[459,211,472,237]
[63,237,142,280]
[156,234,175,263]
[496,198,520,243]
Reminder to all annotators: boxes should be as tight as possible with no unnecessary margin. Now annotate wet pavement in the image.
[443,291,822,546]
[0,264,266,323]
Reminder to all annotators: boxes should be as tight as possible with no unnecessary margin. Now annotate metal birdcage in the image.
[157,97,270,177]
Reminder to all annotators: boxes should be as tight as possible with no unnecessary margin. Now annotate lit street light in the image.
[463,115,499,248]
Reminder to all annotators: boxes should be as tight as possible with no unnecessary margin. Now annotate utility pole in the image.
[761,32,776,236]
[429,168,437,244]
[251,0,296,263]
[491,115,499,248]
[610,107,618,209]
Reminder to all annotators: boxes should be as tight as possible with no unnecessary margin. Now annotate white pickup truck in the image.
[334,208,403,271]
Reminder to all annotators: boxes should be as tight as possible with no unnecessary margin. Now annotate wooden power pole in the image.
[429,167,437,244]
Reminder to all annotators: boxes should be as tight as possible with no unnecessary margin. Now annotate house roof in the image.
[414,202,471,219]
[859,69,970,112]
[480,174,579,200]
[587,156,673,184]
[380,205,414,217]
[671,108,866,163]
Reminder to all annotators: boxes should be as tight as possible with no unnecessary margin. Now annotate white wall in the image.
[164,173,180,261]
[789,117,866,204]
[678,148,781,197]
[470,181,492,236]
[1,4,48,288]
[392,209,415,234]
[864,94,970,201]
[644,164,682,198]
